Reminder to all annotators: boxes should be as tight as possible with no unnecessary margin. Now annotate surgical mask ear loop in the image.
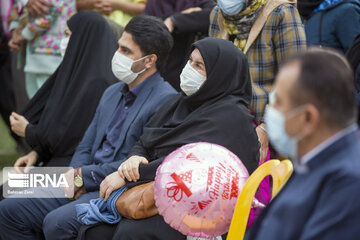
[284,105,307,162]
[132,55,149,73]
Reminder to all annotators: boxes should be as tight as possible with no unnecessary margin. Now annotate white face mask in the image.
[217,0,245,16]
[180,61,206,96]
[111,51,147,84]
[264,103,305,160]
[60,37,70,57]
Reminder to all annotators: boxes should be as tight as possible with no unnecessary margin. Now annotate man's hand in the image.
[118,155,148,182]
[99,171,125,201]
[73,186,86,200]
[62,169,74,199]
[256,123,269,164]
[26,0,51,17]
[94,0,113,15]
[10,112,29,137]
[14,151,38,173]
[62,168,86,200]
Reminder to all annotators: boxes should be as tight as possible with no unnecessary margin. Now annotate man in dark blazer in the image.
[0,16,177,240]
[246,49,360,240]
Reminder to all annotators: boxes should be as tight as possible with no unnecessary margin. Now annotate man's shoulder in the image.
[337,137,360,175]
[101,82,124,96]
[267,1,299,21]
[321,134,360,184]
[140,75,177,113]
[153,80,177,95]
[97,82,124,104]
[148,75,177,97]
[104,81,124,92]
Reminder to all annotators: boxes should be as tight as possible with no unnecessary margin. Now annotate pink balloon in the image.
[154,142,250,238]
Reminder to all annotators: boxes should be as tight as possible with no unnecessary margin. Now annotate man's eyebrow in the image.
[119,44,132,54]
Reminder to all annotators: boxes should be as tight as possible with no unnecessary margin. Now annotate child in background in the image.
[76,0,146,27]
[8,0,76,98]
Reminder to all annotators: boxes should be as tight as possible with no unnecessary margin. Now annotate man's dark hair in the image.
[124,15,174,69]
[286,48,357,129]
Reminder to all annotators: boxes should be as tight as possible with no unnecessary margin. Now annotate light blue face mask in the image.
[264,105,305,159]
[217,0,245,16]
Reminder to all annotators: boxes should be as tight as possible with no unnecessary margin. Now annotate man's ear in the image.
[303,104,321,136]
[145,54,157,69]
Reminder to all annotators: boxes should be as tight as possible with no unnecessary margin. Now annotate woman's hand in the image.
[118,155,148,182]
[8,29,26,51]
[256,123,269,164]
[181,7,202,14]
[163,17,175,33]
[8,38,21,51]
[99,171,125,201]
[14,151,38,173]
[26,0,51,17]
[9,112,29,137]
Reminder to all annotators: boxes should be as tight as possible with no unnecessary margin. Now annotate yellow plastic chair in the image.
[226,159,293,240]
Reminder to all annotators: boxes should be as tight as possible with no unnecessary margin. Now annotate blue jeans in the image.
[0,188,98,240]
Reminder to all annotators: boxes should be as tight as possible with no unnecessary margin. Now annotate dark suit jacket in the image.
[245,126,360,240]
[69,72,177,192]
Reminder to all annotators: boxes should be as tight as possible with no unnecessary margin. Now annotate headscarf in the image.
[135,38,259,173]
[22,11,118,162]
[220,0,267,51]
[143,0,212,18]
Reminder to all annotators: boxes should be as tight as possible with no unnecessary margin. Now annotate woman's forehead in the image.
[191,48,203,61]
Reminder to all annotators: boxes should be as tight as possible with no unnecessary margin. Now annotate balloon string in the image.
[166,183,183,201]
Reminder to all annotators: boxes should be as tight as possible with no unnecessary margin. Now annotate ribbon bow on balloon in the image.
[166,173,193,201]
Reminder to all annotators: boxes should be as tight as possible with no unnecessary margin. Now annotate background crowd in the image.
[0,0,359,239]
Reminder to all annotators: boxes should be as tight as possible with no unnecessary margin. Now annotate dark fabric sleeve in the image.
[299,174,360,240]
[80,122,146,191]
[69,103,101,168]
[128,139,150,159]
[171,2,215,35]
[81,160,126,192]
[33,145,51,165]
[25,124,39,147]
[0,18,4,39]
[0,18,9,67]
[125,157,165,189]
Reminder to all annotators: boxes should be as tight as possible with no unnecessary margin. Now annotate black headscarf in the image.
[297,0,324,20]
[22,11,118,163]
[143,0,212,18]
[132,38,259,175]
